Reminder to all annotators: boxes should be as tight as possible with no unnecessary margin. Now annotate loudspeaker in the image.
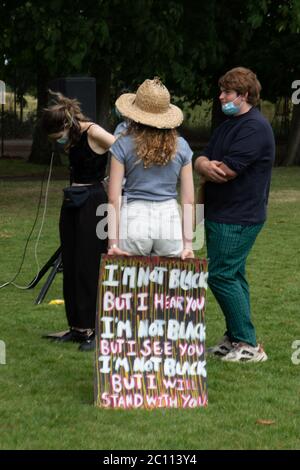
[48,77,96,121]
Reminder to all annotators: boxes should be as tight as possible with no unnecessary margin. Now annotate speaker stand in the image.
[27,247,62,304]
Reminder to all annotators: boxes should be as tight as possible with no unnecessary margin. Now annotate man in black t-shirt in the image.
[194,67,275,363]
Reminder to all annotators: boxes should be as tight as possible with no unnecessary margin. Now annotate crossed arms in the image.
[194,156,237,183]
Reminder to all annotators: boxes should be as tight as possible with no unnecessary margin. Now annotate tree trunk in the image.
[211,95,227,132]
[28,67,61,165]
[13,73,17,138]
[29,121,55,164]
[285,104,300,166]
[36,68,49,113]
[94,62,112,131]
[20,95,23,123]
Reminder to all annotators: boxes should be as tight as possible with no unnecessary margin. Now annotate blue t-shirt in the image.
[110,134,193,202]
[197,107,275,225]
[113,121,128,137]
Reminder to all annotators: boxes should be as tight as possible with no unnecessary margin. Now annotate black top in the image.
[195,107,275,225]
[69,124,108,184]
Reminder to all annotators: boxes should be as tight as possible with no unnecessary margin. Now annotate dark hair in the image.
[218,67,262,106]
[40,90,90,148]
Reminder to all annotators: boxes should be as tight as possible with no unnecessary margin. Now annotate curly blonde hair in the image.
[128,121,178,168]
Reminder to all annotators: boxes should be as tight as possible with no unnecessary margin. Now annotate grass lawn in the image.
[0,163,300,450]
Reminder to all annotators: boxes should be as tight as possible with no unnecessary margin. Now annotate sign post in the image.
[0,80,6,159]
[95,255,208,410]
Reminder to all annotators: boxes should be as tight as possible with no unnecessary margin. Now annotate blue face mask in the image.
[221,96,241,116]
[56,133,69,145]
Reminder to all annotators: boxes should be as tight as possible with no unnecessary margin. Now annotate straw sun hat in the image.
[115,78,183,129]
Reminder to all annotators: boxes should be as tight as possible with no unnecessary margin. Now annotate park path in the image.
[1,139,32,158]
[0,139,69,180]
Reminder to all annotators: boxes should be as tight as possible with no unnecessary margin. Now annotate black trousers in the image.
[59,184,107,329]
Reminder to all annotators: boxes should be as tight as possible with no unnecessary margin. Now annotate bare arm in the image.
[194,156,238,182]
[87,124,115,154]
[180,163,195,260]
[107,156,129,256]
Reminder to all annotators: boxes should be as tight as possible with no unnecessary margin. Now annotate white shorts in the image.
[119,199,183,257]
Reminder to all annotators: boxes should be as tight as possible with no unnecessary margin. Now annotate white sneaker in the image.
[206,335,234,357]
[222,342,268,363]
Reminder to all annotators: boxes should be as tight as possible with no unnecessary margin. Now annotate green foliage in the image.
[1,1,300,117]
[0,110,37,138]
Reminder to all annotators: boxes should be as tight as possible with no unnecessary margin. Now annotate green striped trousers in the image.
[205,220,264,347]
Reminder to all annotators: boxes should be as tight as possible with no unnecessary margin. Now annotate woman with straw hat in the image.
[108,78,194,259]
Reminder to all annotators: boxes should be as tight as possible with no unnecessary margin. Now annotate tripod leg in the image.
[27,247,62,289]
[35,253,62,305]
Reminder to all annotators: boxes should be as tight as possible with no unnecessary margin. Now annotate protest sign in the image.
[95,255,208,409]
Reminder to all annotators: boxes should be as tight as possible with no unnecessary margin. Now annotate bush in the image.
[0,110,37,139]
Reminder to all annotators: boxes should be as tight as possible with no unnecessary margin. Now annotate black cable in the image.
[0,162,48,289]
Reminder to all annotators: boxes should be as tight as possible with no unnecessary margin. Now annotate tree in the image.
[2,0,300,164]
[1,0,188,162]
[241,0,300,164]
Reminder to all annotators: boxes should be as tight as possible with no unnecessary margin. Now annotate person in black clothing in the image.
[194,67,275,363]
[41,91,115,351]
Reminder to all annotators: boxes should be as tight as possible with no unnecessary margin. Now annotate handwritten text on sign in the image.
[95,256,208,410]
